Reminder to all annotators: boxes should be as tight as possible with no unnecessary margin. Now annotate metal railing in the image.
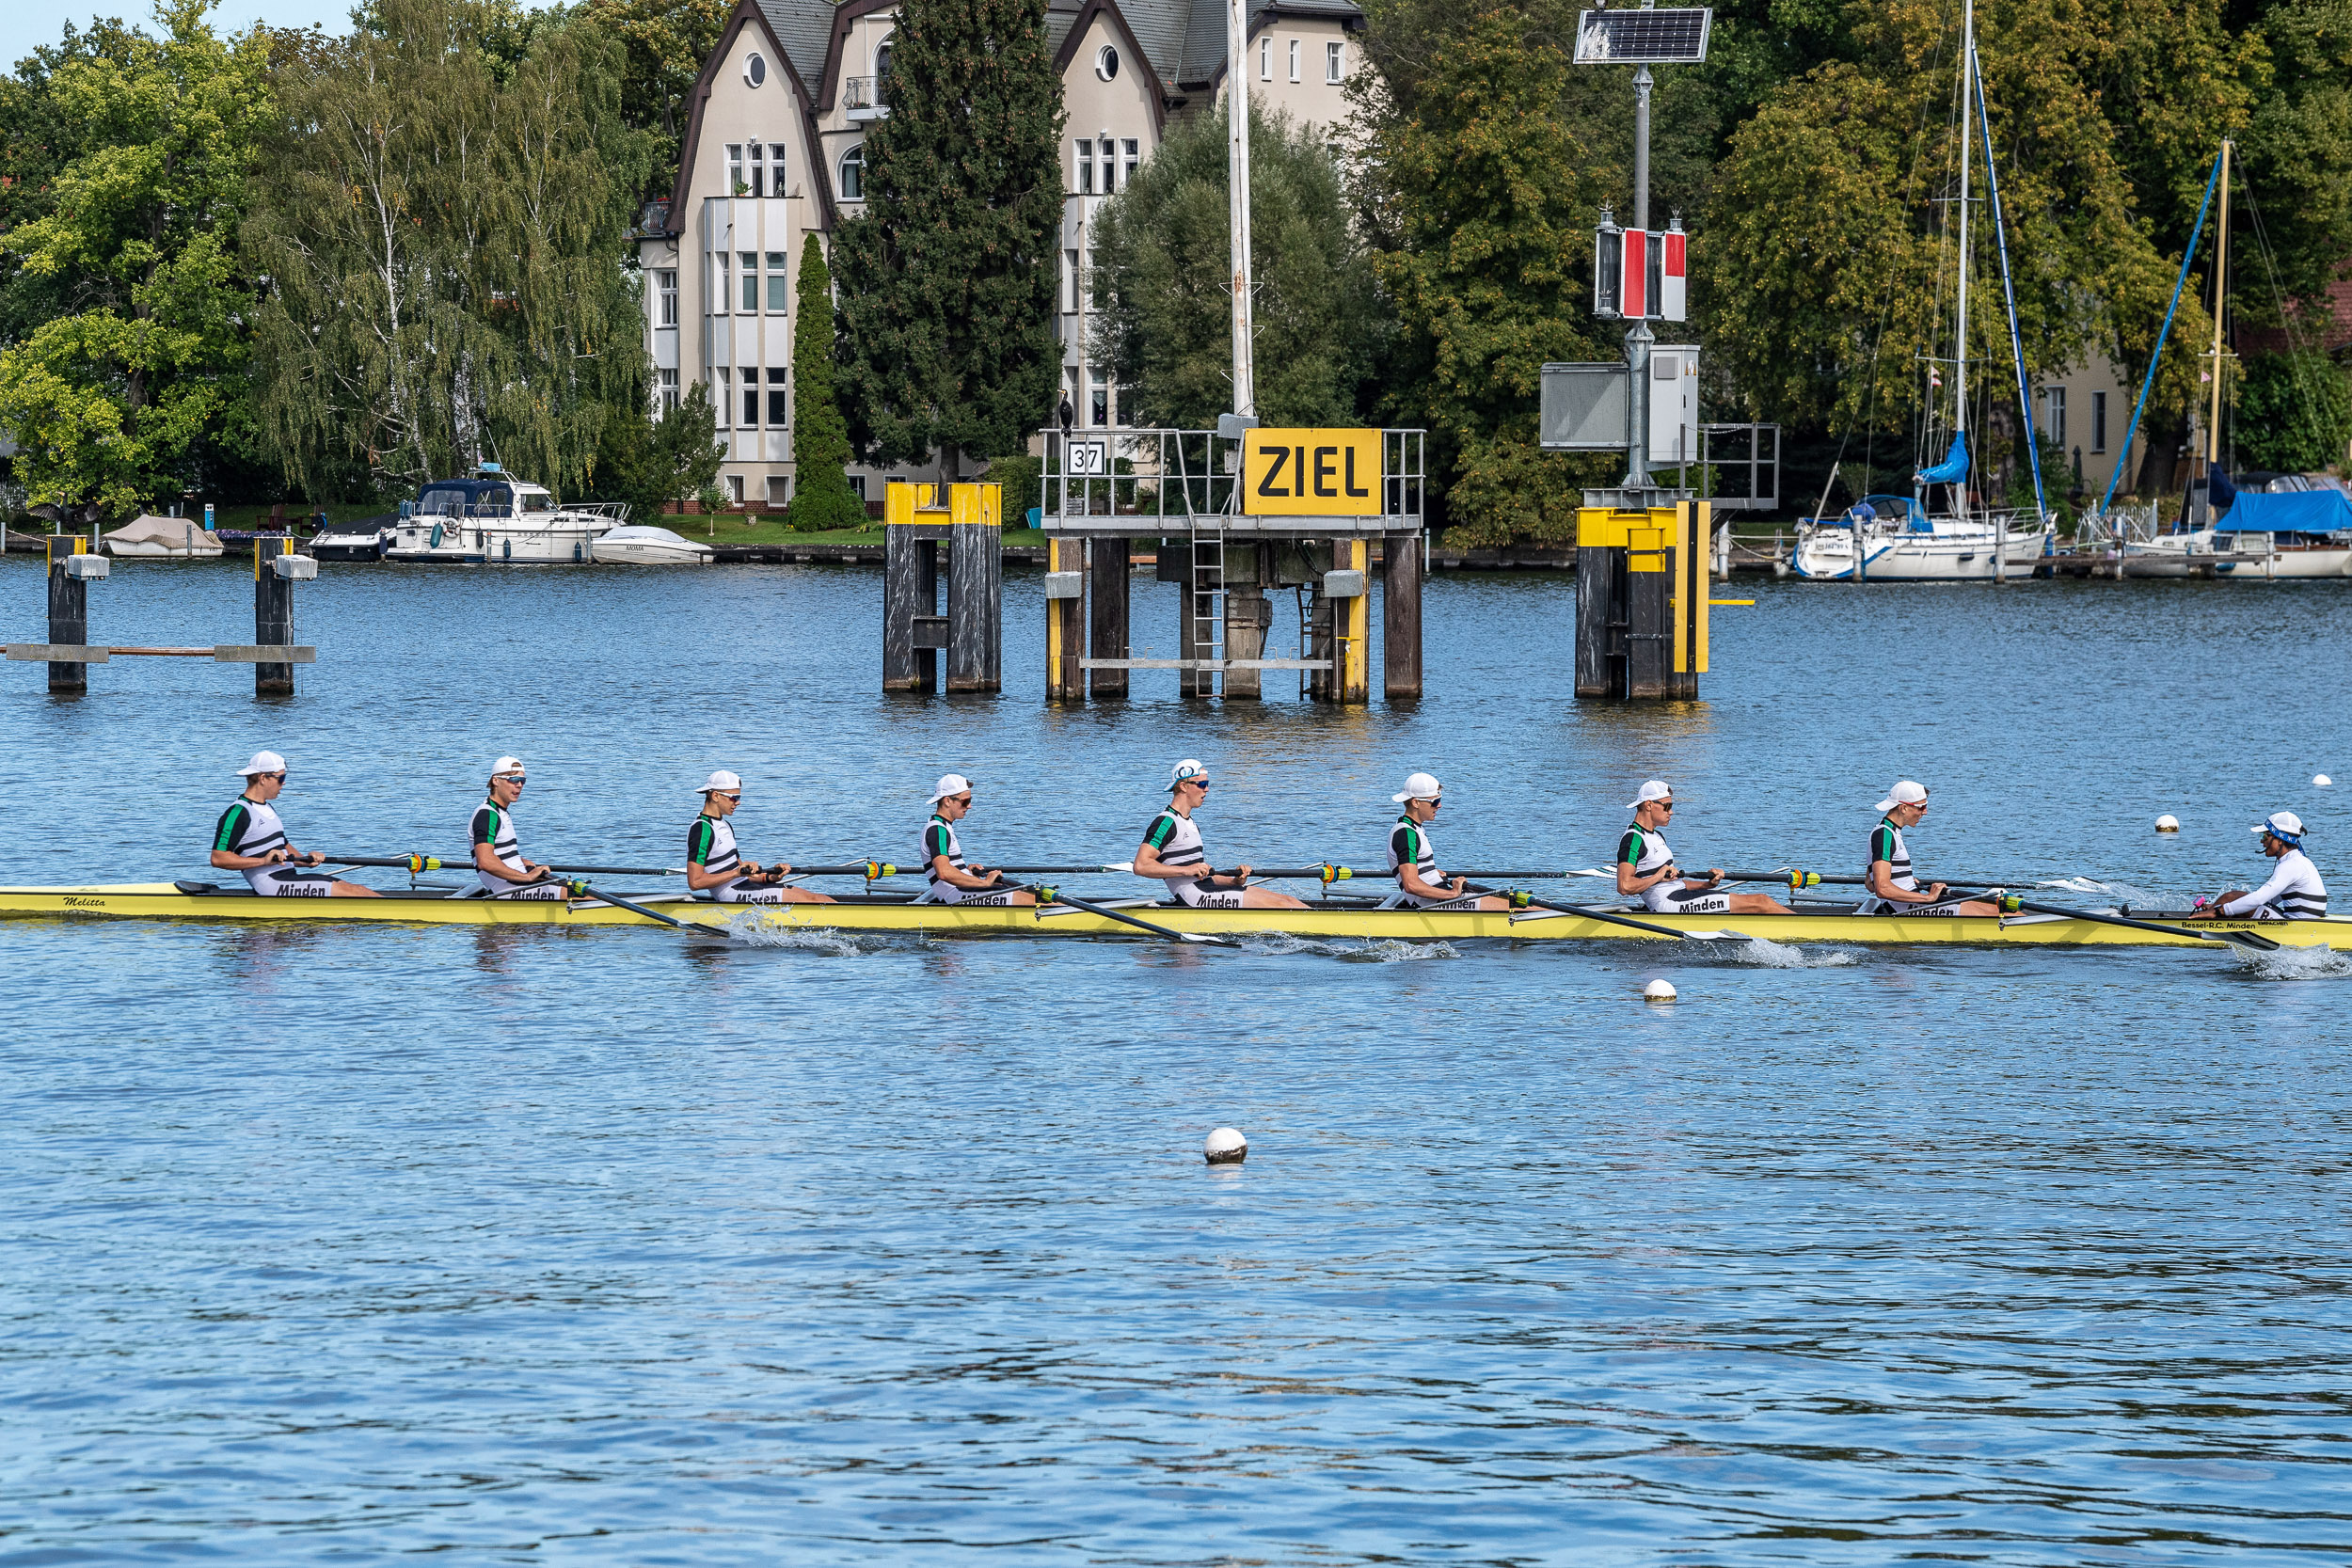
[842,75,885,112]
[1036,427,1425,524]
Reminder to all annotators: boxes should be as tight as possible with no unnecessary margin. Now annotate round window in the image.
[744,52,767,87]
[1096,44,1120,81]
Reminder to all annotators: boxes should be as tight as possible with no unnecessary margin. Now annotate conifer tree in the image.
[789,234,866,530]
[832,0,1063,478]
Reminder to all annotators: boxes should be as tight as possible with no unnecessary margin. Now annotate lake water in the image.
[3,556,2347,1565]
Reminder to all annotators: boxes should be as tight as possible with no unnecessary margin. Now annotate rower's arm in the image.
[1399,863,1454,900]
[1133,842,1204,882]
[2220,862,2295,918]
[1867,860,1940,902]
[930,854,1002,890]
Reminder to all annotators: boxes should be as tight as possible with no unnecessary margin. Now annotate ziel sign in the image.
[1243,429,1380,515]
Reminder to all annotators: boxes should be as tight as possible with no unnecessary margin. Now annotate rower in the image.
[2192,812,2327,920]
[1615,780,1791,914]
[209,751,380,897]
[469,756,565,899]
[1860,780,2003,915]
[687,771,834,905]
[1386,772,1510,910]
[917,773,1034,905]
[1133,759,1307,910]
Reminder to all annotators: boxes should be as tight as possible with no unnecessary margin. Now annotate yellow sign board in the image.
[1243,428,1381,515]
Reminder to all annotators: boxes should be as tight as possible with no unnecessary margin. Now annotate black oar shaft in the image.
[574,882,727,935]
[326,853,683,877]
[1003,880,1225,945]
[2010,897,2278,951]
[1463,883,1700,941]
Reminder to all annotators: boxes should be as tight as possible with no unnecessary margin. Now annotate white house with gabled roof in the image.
[637,0,1365,510]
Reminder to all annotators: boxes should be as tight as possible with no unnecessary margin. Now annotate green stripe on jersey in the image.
[213,801,250,853]
[1144,812,1177,849]
[688,816,716,865]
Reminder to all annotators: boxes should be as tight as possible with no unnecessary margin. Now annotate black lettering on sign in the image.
[1313,447,1339,498]
[1256,446,1290,498]
[1296,447,1307,497]
[1345,447,1370,499]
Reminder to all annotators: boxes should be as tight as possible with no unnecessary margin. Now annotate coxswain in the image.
[210,751,380,896]
[1860,780,2003,915]
[1134,759,1307,910]
[1386,772,1510,910]
[2190,812,2327,920]
[916,774,1034,905]
[1615,780,1791,914]
[469,756,565,899]
[687,771,834,905]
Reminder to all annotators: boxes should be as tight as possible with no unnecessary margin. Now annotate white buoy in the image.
[1204,1127,1248,1165]
[2154,814,2180,833]
[1644,978,1677,1002]
[2316,775,2333,788]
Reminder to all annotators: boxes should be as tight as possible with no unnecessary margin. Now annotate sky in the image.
[3,0,357,70]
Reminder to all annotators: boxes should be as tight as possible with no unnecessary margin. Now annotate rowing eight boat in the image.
[5,883,2346,948]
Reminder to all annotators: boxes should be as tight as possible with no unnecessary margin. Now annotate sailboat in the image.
[2118,140,2352,579]
[1793,0,2056,582]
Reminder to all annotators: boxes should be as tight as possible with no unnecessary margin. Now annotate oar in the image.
[324,853,689,877]
[1723,868,2056,891]
[1461,883,1748,942]
[2007,896,2279,952]
[1000,879,1232,946]
[570,880,731,936]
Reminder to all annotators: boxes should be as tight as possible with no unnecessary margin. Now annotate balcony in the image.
[842,74,889,120]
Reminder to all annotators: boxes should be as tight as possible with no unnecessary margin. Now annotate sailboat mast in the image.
[1954,0,1973,515]
[2206,140,2232,466]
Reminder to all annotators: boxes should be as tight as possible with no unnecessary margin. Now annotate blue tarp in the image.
[2213,488,2352,533]
[1915,433,1969,486]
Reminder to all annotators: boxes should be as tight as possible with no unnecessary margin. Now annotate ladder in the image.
[1174,434,1226,692]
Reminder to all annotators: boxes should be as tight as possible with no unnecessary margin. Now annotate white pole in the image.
[1227,0,1254,423]
[1955,0,1973,525]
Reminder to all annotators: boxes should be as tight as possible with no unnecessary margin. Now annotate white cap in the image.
[237,750,286,776]
[2256,811,2306,841]
[1627,779,1672,810]
[490,756,527,780]
[929,772,973,804]
[1875,780,1929,813]
[1392,771,1442,803]
[697,769,742,797]
[1168,758,1210,789]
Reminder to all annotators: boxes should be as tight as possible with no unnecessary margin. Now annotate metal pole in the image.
[1622,66,1654,491]
[1227,0,1255,426]
[1955,0,1973,527]
[2207,141,2232,468]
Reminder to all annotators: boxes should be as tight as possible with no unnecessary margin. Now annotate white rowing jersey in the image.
[1618,822,1691,912]
[469,797,545,895]
[1389,814,1438,882]
[919,813,1007,905]
[1867,817,1915,891]
[211,794,332,895]
[2224,847,2328,919]
[1143,807,1232,908]
[688,813,740,879]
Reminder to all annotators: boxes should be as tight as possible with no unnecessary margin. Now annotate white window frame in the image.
[657,368,679,415]
[838,143,864,200]
[1089,367,1110,429]
[747,143,765,198]
[1064,248,1080,313]
[766,251,790,313]
[2091,389,2107,452]
[726,144,745,196]
[1327,40,1343,83]
[1122,138,1139,185]
[739,251,758,313]
[713,369,731,427]
[657,269,677,326]
[1260,38,1270,80]
[1099,135,1116,194]
[1289,40,1300,81]
[1076,139,1094,195]
[714,253,731,315]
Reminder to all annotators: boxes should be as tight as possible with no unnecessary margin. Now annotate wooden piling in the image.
[882,524,939,692]
[946,485,1001,692]
[1573,509,1622,698]
[1045,537,1084,701]
[1087,537,1130,699]
[254,539,295,695]
[1339,538,1370,703]
[1626,519,1672,699]
[1223,545,1268,701]
[1382,531,1422,699]
[47,535,87,694]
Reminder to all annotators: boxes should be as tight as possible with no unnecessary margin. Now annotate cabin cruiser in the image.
[384,465,627,563]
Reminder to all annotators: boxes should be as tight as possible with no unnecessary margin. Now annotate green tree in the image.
[589,377,727,517]
[0,0,272,517]
[2234,351,2352,473]
[833,0,1064,477]
[244,0,653,501]
[576,0,730,196]
[1354,7,1613,545]
[1091,102,1381,429]
[788,233,865,530]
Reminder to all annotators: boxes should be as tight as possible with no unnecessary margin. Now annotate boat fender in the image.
[1644,978,1677,1002]
[1204,1127,1248,1165]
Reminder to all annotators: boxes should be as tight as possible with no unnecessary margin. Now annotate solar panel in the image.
[1574,8,1713,64]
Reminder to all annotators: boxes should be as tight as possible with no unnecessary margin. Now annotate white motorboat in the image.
[384,465,626,563]
[1793,491,2053,581]
[101,515,224,558]
[309,515,397,562]
[592,525,714,564]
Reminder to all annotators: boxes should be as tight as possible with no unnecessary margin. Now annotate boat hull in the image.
[3,884,2344,949]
